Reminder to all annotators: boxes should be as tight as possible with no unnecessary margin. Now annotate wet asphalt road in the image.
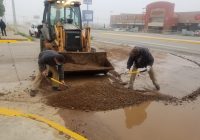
[92,30,200,56]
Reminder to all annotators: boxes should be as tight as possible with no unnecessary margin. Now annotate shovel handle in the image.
[128,70,140,74]
[120,69,147,75]
[128,69,147,74]
[49,77,68,87]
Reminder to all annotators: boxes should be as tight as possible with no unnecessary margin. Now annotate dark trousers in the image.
[1,28,7,36]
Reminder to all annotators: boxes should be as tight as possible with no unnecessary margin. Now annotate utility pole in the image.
[11,0,17,25]
[86,3,89,26]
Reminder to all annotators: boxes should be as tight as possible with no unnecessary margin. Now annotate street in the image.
[0,29,200,140]
[92,30,200,56]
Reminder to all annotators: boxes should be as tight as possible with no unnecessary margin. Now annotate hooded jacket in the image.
[38,50,64,80]
[127,46,154,69]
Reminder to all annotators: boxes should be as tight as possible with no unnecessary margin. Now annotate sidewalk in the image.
[0,40,39,94]
[0,38,85,140]
[0,116,67,140]
[0,28,28,40]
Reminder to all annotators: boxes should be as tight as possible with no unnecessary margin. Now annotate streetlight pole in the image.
[11,0,17,26]
[142,7,146,32]
[86,3,89,26]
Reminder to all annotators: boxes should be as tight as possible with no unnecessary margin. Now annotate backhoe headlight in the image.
[56,0,66,4]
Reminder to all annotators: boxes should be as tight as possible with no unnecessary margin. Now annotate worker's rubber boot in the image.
[128,84,134,90]
[153,82,160,90]
[30,90,38,97]
[120,81,128,85]
[52,87,62,91]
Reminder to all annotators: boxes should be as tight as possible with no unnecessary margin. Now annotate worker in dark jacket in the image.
[127,46,160,90]
[30,50,65,97]
[0,19,7,36]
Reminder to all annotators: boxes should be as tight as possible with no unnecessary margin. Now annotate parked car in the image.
[29,24,40,38]
[194,30,200,36]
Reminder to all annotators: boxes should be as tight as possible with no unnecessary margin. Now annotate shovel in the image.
[120,69,147,76]
[128,69,147,74]
[46,77,69,88]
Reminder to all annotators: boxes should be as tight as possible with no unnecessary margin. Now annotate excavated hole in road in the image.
[41,44,200,111]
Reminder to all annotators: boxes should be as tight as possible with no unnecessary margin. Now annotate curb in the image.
[0,107,87,140]
[0,39,31,43]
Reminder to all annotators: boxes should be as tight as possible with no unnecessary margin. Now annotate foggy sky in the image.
[4,0,200,24]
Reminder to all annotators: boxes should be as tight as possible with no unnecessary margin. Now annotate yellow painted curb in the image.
[104,33,200,45]
[0,40,18,43]
[0,39,31,43]
[0,108,87,140]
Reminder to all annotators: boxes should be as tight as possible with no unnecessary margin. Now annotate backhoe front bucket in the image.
[60,52,114,74]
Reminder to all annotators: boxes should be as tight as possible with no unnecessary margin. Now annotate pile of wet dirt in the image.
[45,75,177,111]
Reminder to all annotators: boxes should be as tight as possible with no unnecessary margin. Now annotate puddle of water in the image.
[59,99,200,140]
[97,102,200,140]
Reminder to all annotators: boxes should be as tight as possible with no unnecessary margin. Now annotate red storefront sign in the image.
[195,15,200,20]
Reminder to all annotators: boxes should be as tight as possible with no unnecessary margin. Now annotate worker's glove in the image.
[125,69,130,74]
[60,80,69,89]
[42,69,48,77]
[61,80,66,85]
[146,66,151,72]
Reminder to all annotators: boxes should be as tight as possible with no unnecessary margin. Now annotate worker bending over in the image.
[30,50,65,97]
[127,46,160,90]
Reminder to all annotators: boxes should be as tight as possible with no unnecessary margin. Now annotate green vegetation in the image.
[16,31,35,41]
[91,36,94,40]
[0,0,5,17]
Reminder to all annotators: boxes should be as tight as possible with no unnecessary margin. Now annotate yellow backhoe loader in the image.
[39,0,113,74]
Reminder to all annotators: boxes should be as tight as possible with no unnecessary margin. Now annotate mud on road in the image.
[42,41,200,111]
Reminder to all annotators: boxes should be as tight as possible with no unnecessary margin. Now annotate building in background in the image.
[145,1,176,32]
[110,1,200,32]
[110,14,144,31]
[175,12,200,32]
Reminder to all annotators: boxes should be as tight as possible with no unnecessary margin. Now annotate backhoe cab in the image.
[40,0,113,74]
